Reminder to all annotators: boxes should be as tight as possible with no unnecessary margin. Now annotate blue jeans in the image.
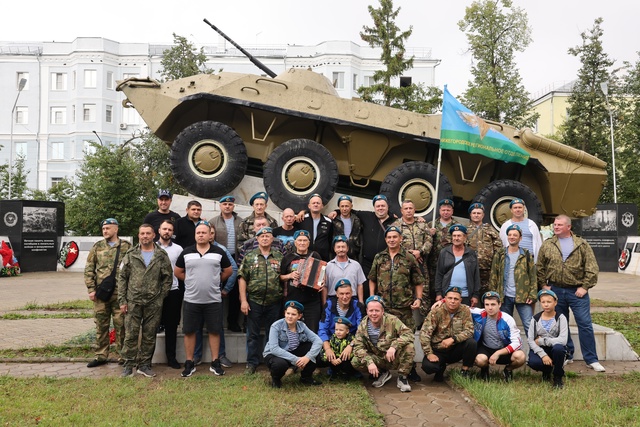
[246,300,281,367]
[551,286,598,364]
[501,296,533,337]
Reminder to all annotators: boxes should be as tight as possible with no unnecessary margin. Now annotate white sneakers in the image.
[588,362,606,372]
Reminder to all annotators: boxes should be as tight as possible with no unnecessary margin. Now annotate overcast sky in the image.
[2,1,638,98]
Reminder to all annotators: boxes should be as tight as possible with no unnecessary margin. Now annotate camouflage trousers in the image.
[352,342,415,375]
[93,293,124,361]
[122,301,163,368]
[479,269,491,305]
[387,306,415,331]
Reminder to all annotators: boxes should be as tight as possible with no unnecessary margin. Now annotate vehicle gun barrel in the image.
[203,18,277,78]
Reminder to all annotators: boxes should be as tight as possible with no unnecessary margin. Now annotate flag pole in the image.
[432,146,443,229]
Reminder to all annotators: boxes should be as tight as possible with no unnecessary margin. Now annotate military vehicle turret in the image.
[116,20,606,228]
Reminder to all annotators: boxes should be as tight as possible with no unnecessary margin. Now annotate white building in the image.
[0,37,439,192]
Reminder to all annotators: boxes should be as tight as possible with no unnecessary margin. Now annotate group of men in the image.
[83,186,605,383]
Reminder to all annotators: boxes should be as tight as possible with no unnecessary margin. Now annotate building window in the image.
[83,104,96,122]
[400,76,412,88]
[106,71,114,90]
[332,72,345,89]
[15,142,27,159]
[72,71,76,90]
[17,72,29,90]
[51,142,64,160]
[353,74,358,90]
[52,73,67,90]
[51,177,64,188]
[106,105,113,123]
[84,70,97,88]
[123,72,138,80]
[15,107,28,124]
[364,76,376,87]
[50,107,67,125]
[84,140,97,155]
[71,105,76,124]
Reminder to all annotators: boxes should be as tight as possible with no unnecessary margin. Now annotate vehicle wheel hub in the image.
[191,140,224,176]
[283,158,318,193]
[400,178,435,215]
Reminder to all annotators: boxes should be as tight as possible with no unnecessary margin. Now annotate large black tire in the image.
[170,121,247,198]
[380,161,453,219]
[263,139,338,212]
[473,179,543,229]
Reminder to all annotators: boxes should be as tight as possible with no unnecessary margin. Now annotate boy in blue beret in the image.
[319,316,358,380]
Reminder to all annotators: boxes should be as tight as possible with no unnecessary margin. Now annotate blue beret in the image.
[195,220,210,228]
[219,195,235,203]
[308,193,323,202]
[293,230,310,240]
[334,316,353,327]
[482,291,501,303]
[385,225,402,236]
[334,278,352,291]
[449,224,467,234]
[285,300,304,312]
[468,202,484,213]
[506,224,522,235]
[366,295,385,307]
[332,235,349,246]
[439,198,454,207]
[445,286,462,295]
[250,192,268,205]
[101,218,118,226]
[256,227,273,237]
[509,198,525,207]
[537,289,558,301]
[372,194,388,205]
[157,189,172,199]
[337,195,352,205]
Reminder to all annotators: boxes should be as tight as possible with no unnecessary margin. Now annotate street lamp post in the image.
[600,81,618,204]
[9,78,27,200]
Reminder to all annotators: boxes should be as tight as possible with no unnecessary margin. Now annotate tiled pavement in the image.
[1,271,640,426]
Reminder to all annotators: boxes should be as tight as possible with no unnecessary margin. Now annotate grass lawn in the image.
[0,374,383,427]
[592,311,640,354]
[452,370,640,427]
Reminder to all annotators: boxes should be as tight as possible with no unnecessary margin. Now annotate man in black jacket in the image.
[299,194,334,261]
[434,225,480,307]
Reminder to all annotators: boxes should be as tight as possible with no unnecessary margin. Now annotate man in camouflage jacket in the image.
[368,226,425,331]
[237,192,279,251]
[117,224,173,376]
[352,296,416,391]
[420,286,476,381]
[536,215,604,371]
[84,218,132,367]
[466,202,502,298]
[238,227,284,371]
[489,224,537,336]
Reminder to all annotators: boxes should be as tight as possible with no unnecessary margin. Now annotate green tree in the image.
[0,154,30,200]
[558,17,615,203]
[358,0,441,112]
[458,0,536,127]
[160,33,212,81]
[65,141,148,237]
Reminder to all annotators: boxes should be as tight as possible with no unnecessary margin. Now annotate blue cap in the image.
[537,289,558,301]
[510,198,525,207]
[449,224,467,234]
[372,194,388,205]
[366,295,385,307]
[101,218,118,226]
[482,291,501,303]
[506,224,522,235]
[468,202,484,213]
[285,300,304,312]
[334,278,352,291]
[385,225,402,236]
[332,235,349,246]
[445,286,462,295]
[439,198,454,207]
[256,227,273,237]
[337,195,352,205]
[250,192,268,205]
[157,189,172,199]
[219,195,235,203]
[293,230,310,240]
[334,316,353,327]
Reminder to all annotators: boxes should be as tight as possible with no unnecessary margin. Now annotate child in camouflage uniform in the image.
[319,317,358,380]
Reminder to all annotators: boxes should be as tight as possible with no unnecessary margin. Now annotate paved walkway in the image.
[1,271,640,427]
